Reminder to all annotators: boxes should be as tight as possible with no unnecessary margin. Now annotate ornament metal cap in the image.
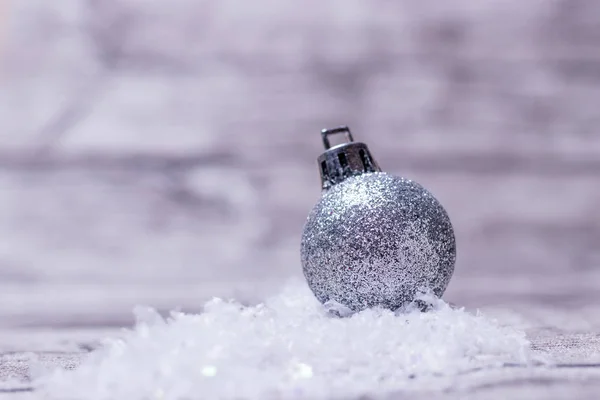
[318,126,381,190]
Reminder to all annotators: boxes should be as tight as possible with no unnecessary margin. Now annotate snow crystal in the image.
[34,280,531,400]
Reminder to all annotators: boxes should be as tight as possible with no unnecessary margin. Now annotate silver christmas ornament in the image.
[300,126,456,312]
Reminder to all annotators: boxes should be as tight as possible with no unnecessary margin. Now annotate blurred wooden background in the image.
[0,0,600,328]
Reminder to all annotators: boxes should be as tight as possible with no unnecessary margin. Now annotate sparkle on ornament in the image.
[301,126,456,312]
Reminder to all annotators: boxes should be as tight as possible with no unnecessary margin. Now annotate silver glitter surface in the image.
[300,172,456,312]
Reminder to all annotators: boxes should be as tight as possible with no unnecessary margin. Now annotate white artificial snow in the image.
[34,281,531,400]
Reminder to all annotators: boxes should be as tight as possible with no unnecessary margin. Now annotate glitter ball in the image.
[300,127,456,312]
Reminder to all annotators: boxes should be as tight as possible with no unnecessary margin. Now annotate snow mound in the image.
[34,281,531,399]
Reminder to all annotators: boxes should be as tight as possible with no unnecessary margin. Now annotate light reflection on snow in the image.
[34,280,531,400]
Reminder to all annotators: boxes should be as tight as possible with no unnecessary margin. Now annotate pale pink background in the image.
[0,0,599,331]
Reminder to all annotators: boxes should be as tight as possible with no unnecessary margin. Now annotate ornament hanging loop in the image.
[321,126,354,150]
[317,126,381,190]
